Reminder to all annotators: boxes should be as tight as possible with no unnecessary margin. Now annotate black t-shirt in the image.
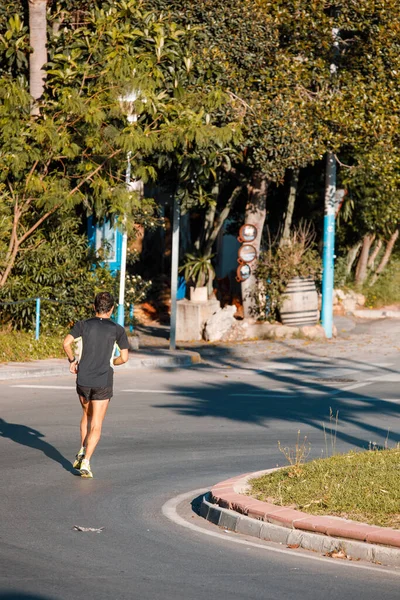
[69,317,129,388]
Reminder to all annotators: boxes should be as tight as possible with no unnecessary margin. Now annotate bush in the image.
[255,224,321,320]
[0,330,65,363]
[363,259,400,307]
[0,213,117,332]
[0,213,152,332]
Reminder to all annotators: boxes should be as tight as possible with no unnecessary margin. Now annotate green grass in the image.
[363,259,400,308]
[249,448,400,529]
[0,330,65,362]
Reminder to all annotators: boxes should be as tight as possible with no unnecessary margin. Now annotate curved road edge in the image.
[202,470,400,568]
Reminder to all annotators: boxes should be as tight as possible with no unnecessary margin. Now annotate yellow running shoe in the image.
[73,447,85,469]
[80,458,93,479]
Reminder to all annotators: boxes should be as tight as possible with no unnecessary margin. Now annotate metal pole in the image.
[321,154,336,338]
[169,195,180,351]
[35,297,41,340]
[321,16,340,339]
[117,152,131,327]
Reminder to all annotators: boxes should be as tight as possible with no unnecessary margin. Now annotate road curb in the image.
[0,351,201,380]
[199,470,400,567]
[351,309,400,319]
[134,351,201,369]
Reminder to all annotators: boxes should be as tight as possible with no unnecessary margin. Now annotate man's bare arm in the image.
[63,334,78,374]
[113,349,129,365]
[63,334,76,361]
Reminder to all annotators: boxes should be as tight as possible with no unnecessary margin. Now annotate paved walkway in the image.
[0,348,200,380]
[136,314,400,365]
[1,312,399,379]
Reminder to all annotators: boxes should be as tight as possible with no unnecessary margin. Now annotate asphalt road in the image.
[1,350,399,600]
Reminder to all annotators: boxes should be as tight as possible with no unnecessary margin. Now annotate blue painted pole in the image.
[117,152,131,328]
[169,195,180,351]
[35,297,41,340]
[321,153,336,338]
[129,304,134,333]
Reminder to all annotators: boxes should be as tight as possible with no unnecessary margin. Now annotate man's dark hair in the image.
[94,292,115,314]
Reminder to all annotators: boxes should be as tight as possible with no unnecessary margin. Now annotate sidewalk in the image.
[0,348,201,381]
[0,310,399,380]
[136,312,400,367]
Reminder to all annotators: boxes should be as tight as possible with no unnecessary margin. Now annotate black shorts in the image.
[77,385,113,401]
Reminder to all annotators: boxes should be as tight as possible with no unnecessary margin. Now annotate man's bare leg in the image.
[84,399,110,462]
[79,395,92,448]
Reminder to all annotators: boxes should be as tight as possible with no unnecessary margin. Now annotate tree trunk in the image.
[202,184,218,246]
[367,239,383,270]
[29,0,48,112]
[203,203,217,249]
[370,229,399,285]
[346,242,361,276]
[355,233,375,286]
[280,168,299,247]
[241,173,268,318]
[203,185,242,256]
[180,210,191,257]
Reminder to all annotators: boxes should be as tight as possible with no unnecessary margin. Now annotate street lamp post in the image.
[169,195,180,351]
[117,151,131,327]
[321,153,336,338]
[117,92,138,328]
[321,18,340,339]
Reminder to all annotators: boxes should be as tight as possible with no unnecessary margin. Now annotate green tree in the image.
[0,0,241,291]
[145,0,400,314]
[0,211,116,330]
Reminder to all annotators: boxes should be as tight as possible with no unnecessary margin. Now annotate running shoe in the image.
[79,458,93,479]
[73,447,85,469]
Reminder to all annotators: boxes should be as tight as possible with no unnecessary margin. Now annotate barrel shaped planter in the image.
[279,277,319,326]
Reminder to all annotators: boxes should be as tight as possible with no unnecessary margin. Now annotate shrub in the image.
[0,213,152,332]
[0,330,64,363]
[363,259,400,307]
[255,223,321,320]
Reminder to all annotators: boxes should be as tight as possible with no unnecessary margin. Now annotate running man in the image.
[63,291,129,478]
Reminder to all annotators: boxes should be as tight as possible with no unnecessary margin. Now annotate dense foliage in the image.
[0,0,242,295]
[255,224,322,320]
[0,329,65,362]
[0,213,116,331]
[144,0,400,308]
[0,0,399,330]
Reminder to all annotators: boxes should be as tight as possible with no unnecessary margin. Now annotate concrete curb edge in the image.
[200,494,400,567]
[201,469,400,567]
[0,351,201,380]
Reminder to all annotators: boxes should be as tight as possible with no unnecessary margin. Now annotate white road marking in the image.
[257,364,298,371]
[11,385,75,389]
[229,393,297,398]
[332,381,374,394]
[368,374,400,383]
[380,398,400,403]
[162,488,400,576]
[340,397,400,404]
[229,382,374,398]
[121,389,195,394]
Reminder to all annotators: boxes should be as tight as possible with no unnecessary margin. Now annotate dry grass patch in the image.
[249,447,400,529]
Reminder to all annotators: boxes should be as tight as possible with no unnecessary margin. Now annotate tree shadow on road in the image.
[0,418,76,474]
[154,352,400,452]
